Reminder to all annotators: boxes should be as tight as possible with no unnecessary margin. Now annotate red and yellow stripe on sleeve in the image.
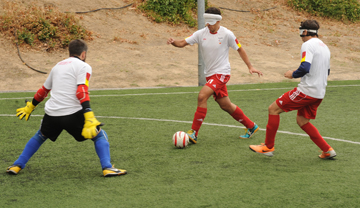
[301,51,306,62]
[85,73,91,87]
[235,39,242,48]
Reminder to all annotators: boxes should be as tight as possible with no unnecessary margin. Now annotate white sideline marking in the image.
[1,114,359,145]
[0,84,359,100]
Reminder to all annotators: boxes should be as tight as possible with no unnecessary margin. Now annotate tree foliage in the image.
[288,0,360,22]
[139,0,209,27]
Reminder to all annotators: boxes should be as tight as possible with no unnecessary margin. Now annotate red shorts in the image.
[205,74,230,100]
[276,87,323,119]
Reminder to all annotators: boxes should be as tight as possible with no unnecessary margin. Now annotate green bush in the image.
[139,0,209,27]
[17,29,35,45]
[288,0,360,22]
[0,2,92,50]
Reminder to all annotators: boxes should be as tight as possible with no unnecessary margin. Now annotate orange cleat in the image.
[249,143,274,157]
[319,148,336,159]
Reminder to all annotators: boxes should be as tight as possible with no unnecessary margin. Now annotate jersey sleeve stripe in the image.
[301,51,306,62]
[235,39,241,48]
[85,73,91,87]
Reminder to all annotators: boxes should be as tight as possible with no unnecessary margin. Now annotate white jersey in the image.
[185,26,241,77]
[43,57,92,116]
[297,38,330,99]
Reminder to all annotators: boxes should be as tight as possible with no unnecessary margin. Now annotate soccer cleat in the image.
[186,129,197,144]
[103,165,127,177]
[6,165,22,175]
[249,143,274,157]
[239,123,259,139]
[319,148,336,159]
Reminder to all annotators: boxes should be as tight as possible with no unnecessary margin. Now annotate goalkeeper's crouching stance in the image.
[6,39,127,177]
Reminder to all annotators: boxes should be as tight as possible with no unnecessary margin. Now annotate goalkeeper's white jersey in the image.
[43,57,92,116]
[297,38,330,99]
[185,26,241,77]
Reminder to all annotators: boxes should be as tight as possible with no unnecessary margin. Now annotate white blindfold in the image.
[204,13,222,25]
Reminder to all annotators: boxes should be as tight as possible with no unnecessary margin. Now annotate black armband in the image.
[32,98,40,106]
[81,101,92,113]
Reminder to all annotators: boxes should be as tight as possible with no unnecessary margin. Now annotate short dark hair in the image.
[69,39,88,57]
[300,20,320,37]
[205,7,221,15]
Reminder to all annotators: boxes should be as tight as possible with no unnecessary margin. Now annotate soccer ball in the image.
[172,131,189,148]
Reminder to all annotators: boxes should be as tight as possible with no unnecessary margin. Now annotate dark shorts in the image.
[40,110,86,142]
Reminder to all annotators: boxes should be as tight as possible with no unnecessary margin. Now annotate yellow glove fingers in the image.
[15,101,36,121]
[17,112,25,120]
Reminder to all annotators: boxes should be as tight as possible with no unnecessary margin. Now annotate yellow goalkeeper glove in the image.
[16,100,36,121]
[82,111,103,139]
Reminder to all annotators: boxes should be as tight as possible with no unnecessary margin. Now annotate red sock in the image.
[301,122,330,151]
[265,114,280,149]
[230,106,254,129]
[191,107,207,136]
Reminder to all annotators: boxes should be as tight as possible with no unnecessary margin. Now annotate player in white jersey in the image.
[249,20,336,159]
[6,40,127,177]
[167,7,263,143]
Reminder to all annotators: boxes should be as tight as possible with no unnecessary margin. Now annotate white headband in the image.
[204,13,222,25]
[299,29,318,35]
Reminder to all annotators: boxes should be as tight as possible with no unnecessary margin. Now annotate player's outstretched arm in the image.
[16,85,50,121]
[237,47,263,77]
[167,38,188,48]
[284,70,295,79]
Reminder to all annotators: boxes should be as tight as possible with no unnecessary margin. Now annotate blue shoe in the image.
[239,124,259,139]
[186,129,197,144]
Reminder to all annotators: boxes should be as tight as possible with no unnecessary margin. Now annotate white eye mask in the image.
[204,13,222,25]
[299,29,318,35]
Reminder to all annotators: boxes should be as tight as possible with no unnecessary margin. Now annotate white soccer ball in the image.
[172,131,189,148]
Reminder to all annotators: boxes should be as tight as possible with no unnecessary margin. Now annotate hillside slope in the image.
[0,0,359,91]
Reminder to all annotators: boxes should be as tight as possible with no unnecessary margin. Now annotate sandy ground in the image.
[0,0,359,92]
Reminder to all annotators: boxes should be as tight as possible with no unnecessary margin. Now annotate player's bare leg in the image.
[187,86,214,143]
[216,96,259,139]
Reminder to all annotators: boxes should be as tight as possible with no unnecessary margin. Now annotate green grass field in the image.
[1,80,360,207]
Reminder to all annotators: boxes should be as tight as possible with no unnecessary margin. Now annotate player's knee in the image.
[268,104,274,113]
[92,129,109,142]
[296,116,309,127]
[33,130,48,144]
[219,103,231,112]
[268,102,282,115]
[197,94,208,104]
[296,119,305,127]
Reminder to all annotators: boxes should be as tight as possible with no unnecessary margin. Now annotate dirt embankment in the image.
[0,0,359,92]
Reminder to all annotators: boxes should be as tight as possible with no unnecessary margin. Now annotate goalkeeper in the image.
[6,39,127,177]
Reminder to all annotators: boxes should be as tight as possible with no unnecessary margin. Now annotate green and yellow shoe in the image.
[186,129,197,144]
[239,124,259,139]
